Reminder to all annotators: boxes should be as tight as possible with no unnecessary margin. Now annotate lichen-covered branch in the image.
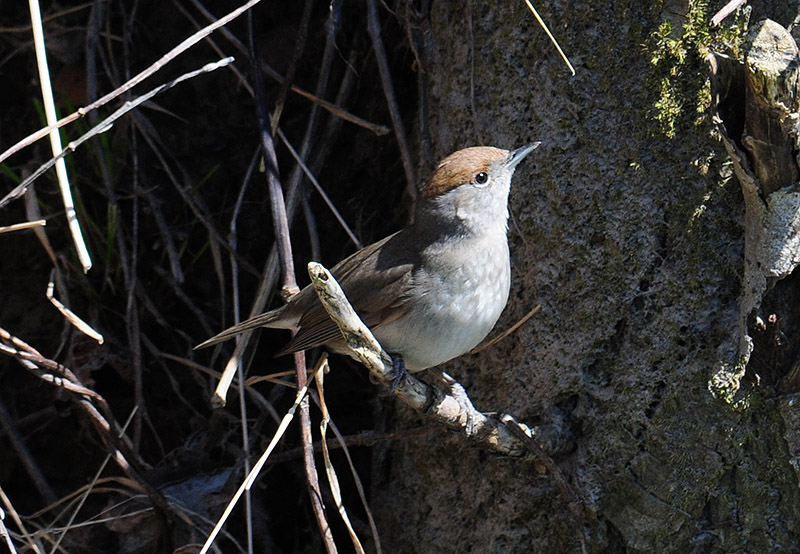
[307,262,567,457]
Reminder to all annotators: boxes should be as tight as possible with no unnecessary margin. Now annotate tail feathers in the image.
[194,309,292,350]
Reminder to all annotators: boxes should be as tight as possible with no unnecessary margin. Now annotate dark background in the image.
[3,1,800,553]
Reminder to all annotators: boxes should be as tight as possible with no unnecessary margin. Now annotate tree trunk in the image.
[370,2,800,552]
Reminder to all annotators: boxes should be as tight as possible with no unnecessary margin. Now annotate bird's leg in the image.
[389,353,408,391]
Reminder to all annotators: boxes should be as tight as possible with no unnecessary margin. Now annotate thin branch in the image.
[366,0,417,201]
[248,12,336,552]
[227,144,260,554]
[277,129,362,249]
[309,383,382,554]
[0,220,46,234]
[0,485,43,554]
[306,262,569,456]
[711,0,747,26]
[23,187,57,265]
[48,408,139,554]
[270,0,313,135]
[314,361,366,554]
[470,305,540,354]
[45,269,105,344]
[0,398,57,505]
[184,0,389,136]
[501,414,588,554]
[199,375,315,554]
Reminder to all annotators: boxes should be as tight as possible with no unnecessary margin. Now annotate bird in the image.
[196,143,538,374]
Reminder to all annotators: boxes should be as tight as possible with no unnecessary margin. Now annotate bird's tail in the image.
[194,308,290,350]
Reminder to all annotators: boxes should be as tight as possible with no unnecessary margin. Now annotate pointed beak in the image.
[506,142,540,170]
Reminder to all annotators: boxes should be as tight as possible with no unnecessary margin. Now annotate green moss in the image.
[647,1,748,138]
[708,357,752,409]
[653,76,683,138]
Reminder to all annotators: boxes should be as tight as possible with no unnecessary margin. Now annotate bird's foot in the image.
[389,353,408,391]
[434,371,478,436]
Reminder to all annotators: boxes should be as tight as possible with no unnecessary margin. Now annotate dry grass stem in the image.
[523,0,576,76]
[28,0,91,271]
[315,359,367,554]
[0,219,46,234]
[198,370,317,554]
[45,270,104,344]
[470,304,541,354]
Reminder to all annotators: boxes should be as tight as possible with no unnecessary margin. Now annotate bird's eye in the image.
[474,171,489,185]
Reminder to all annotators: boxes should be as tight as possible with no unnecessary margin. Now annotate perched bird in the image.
[196,144,537,373]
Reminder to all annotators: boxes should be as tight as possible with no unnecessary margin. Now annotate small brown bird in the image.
[196,144,537,372]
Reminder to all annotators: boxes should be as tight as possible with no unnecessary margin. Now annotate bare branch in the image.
[307,262,566,457]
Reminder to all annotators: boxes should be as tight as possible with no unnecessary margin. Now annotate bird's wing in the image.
[277,230,416,355]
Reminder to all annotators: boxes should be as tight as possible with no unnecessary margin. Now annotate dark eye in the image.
[475,171,489,185]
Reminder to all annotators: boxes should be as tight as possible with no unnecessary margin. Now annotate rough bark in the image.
[710,19,800,395]
[370,3,800,553]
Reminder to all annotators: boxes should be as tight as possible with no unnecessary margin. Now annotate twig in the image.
[48,407,139,554]
[466,0,480,142]
[152,266,215,337]
[0,398,57,505]
[0,485,42,554]
[314,360,367,554]
[400,2,433,168]
[307,46,360,195]
[199,372,316,554]
[226,143,260,554]
[277,129,362,249]
[211,255,280,406]
[270,0,313,135]
[711,0,747,26]
[130,111,261,278]
[250,427,431,466]
[248,12,336,552]
[308,387,383,554]
[46,268,105,344]
[0,505,19,554]
[147,195,185,284]
[0,2,92,33]
[22,187,56,265]
[278,3,363,251]
[366,0,417,201]
[501,414,588,554]
[283,1,340,259]
[184,0,389,136]
[211,148,262,359]
[470,305,540,354]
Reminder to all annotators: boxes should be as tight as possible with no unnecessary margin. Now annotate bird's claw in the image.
[389,354,408,391]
